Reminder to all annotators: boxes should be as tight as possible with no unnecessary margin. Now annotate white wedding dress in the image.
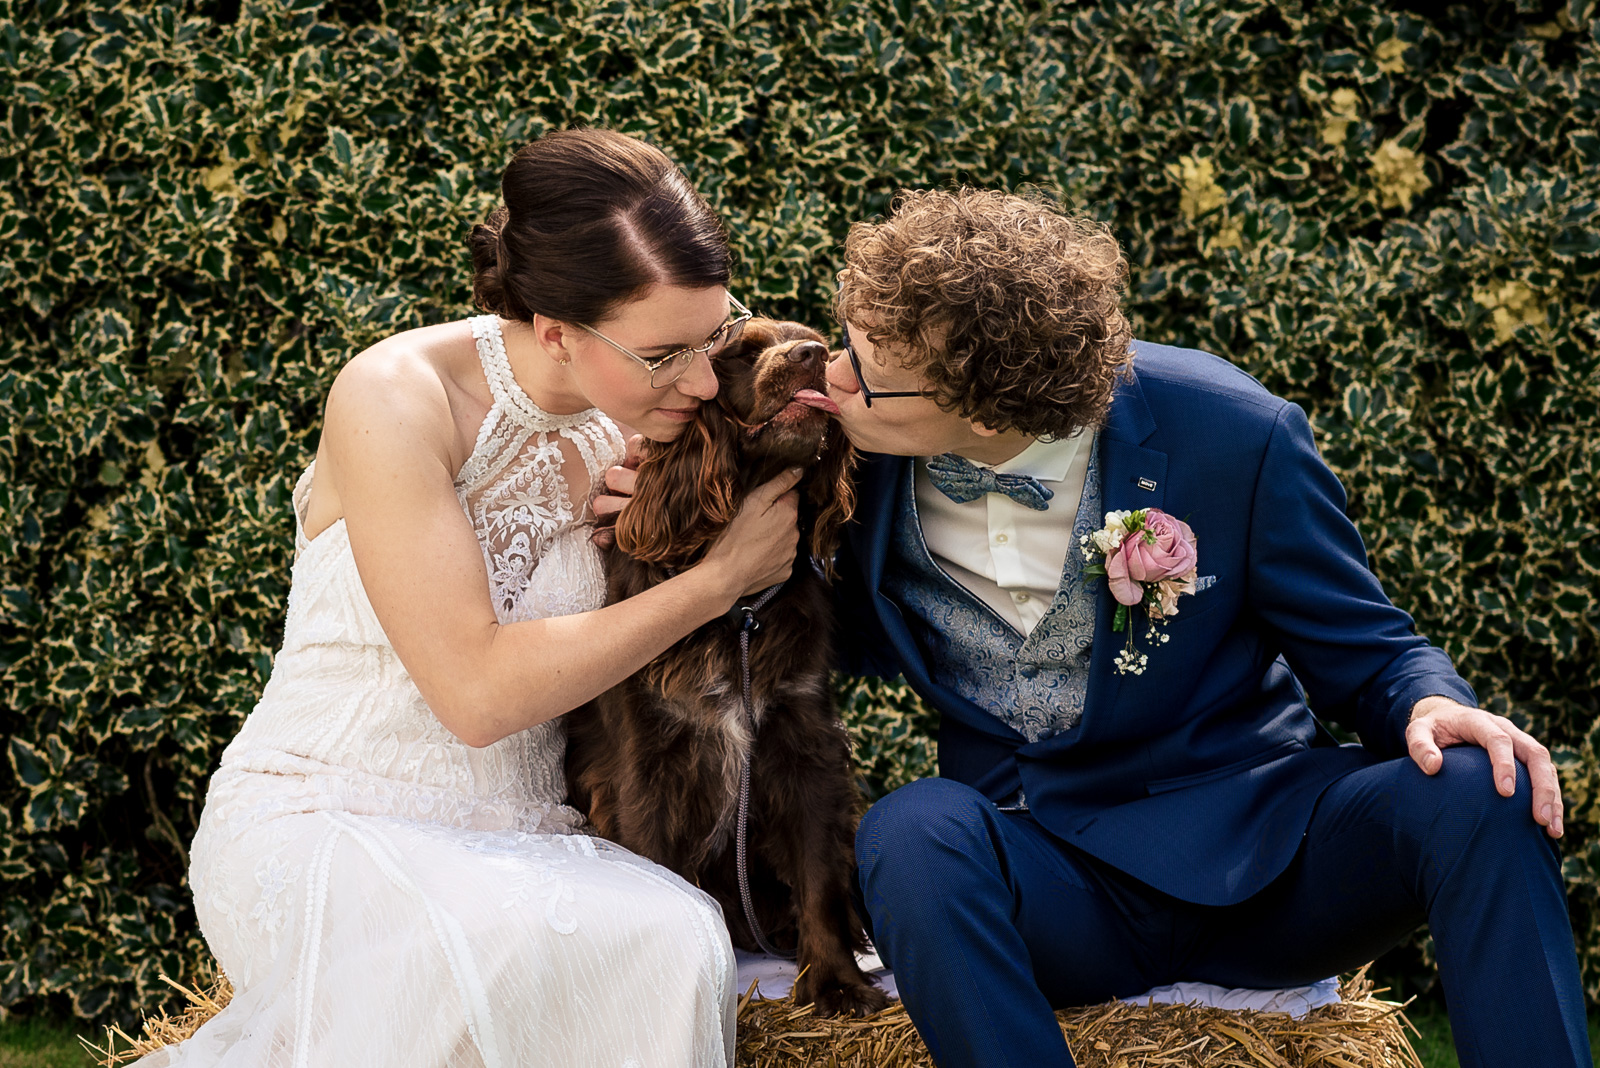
[137,317,736,1068]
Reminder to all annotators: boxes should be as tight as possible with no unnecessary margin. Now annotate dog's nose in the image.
[787,341,827,367]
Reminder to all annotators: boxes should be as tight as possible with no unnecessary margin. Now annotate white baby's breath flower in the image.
[1091,527,1126,553]
[1092,513,1136,552]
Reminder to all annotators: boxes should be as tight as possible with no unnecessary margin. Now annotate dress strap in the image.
[469,315,602,432]
[291,464,316,554]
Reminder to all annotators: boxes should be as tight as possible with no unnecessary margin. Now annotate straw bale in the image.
[95,964,1421,1068]
[734,966,1421,1068]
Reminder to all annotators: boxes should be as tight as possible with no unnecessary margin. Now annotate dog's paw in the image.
[797,974,892,1018]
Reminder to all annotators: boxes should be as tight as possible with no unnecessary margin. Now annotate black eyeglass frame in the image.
[842,329,928,408]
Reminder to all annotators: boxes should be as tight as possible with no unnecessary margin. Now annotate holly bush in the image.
[2,0,1597,1022]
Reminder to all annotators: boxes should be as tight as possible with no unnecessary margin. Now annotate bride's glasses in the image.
[580,294,753,389]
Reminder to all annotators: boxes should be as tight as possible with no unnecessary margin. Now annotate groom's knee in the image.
[1359,748,1558,892]
[1399,748,1537,836]
[1413,748,1555,864]
[856,778,1001,889]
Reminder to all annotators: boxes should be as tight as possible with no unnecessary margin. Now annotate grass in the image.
[4,1000,1597,1066]
[0,1016,99,1068]
[1404,1001,1460,1068]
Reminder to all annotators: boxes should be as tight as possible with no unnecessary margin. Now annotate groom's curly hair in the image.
[835,188,1133,440]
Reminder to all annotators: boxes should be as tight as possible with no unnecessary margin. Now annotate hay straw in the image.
[85,969,235,1068]
[734,966,1423,1068]
[103,963,1422,1068]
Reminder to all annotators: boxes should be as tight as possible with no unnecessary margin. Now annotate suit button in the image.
[1019,664,1039,679]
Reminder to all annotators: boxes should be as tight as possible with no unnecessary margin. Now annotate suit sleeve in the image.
[1246,401,1476,758]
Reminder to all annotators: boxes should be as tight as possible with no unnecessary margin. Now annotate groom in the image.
[817,188,1587,1068]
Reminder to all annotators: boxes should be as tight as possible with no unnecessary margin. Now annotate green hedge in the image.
[2,0,1597,1023]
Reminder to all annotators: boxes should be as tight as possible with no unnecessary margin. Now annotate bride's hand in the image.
[698,468,803,600]
[593,433,644,523]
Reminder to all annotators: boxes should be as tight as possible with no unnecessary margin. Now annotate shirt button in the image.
[1019,664,1039,679]
[1013,592,1030,603]
[994,533,1009,544]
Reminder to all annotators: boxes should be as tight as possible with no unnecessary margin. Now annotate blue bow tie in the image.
[924,453,1054,511]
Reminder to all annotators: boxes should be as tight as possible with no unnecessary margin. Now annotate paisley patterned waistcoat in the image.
[883,440,1104,744]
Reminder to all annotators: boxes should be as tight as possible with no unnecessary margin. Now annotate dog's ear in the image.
[806,421,856,580]
[614,409,742,566]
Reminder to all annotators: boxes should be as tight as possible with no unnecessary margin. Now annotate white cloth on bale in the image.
[1119,977,1342,1018]
[737,951,1337,1020]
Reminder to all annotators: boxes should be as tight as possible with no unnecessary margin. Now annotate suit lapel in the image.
[852,454,939,686]
[852,452,906,596]
[1099,363,1165,510]
[1077,365,1168,736]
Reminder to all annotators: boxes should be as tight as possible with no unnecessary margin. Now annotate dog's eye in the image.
[716,347,757,366]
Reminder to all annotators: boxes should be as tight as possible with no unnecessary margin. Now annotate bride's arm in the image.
[316,349,801,748]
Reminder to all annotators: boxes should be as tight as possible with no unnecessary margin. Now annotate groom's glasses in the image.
[842,329,929,408]
[580,294,752,389]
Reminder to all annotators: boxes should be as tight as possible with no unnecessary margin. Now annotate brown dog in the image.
[565,319,890,1017]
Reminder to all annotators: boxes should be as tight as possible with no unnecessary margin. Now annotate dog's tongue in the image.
[791,389,841,415]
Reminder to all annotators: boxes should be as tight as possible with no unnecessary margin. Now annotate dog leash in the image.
[733,578,798,960]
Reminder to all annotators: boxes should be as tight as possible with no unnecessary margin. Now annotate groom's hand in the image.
[594,433,643,521]
[1407,695,1564,838]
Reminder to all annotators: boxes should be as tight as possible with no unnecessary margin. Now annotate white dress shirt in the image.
[914,429,1096,635]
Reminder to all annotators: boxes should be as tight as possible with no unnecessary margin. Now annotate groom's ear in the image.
[969,419,1001,438]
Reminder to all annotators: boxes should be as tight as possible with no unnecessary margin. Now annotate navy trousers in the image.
[855,749,1590,1068]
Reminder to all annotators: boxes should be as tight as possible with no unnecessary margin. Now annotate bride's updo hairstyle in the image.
[469,129,731,325]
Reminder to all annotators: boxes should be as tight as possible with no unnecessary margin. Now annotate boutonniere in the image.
[1080,509,1199,675]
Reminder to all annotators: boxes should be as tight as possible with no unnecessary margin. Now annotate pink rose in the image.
[1105,510,1198,607]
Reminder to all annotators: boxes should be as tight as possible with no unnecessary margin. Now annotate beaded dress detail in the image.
[138,316,736,1068]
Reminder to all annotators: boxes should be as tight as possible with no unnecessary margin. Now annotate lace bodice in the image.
[218,316,626,833]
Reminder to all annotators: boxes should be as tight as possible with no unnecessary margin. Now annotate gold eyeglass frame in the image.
[579,294,753,388]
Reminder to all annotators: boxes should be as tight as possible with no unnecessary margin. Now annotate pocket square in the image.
[1193,575,1217,592]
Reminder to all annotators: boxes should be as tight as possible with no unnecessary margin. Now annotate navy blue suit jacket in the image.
[837,342,1477,906]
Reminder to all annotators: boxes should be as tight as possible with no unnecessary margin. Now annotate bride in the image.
[136,129,802,1067]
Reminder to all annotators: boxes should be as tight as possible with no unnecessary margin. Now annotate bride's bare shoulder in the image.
[323,320,482,449]
[303,320,484,533]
